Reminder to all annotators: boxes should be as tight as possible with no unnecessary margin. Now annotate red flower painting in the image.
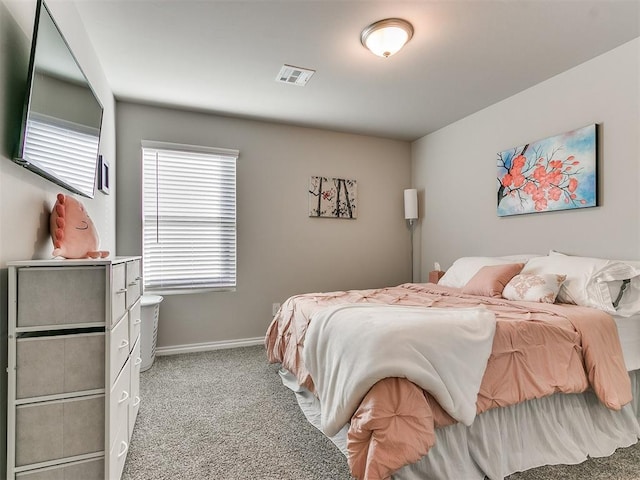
[497,125,597,216]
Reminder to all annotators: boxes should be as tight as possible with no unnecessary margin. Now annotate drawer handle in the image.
[133,396,141,407]
[119,390,130,404]
[135,357,142,366]
[135,276,142,281]
[118,339,129,350]
[133,318,142,326]
[128,281,138,287]
[116,288,127,295]
[117,440,129,458]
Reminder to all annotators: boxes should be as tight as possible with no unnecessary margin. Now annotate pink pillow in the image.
[462,263,525,297]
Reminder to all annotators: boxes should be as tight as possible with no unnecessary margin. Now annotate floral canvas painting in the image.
[497,124,597,216]
[309,176,357,219]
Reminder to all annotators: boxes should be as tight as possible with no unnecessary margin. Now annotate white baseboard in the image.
[155,336,264,356]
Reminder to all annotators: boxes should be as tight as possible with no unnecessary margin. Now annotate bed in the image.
[265,252,640,479]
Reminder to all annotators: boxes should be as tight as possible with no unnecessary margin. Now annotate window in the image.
[142,141,238,292]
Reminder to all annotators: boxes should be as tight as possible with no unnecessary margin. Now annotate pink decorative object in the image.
[50,193,109,259]
[462,263,524,297]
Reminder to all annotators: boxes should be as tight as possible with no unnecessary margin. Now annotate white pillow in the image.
[439,256,538,289]
[503,273,566,303]
[586,256,640,317]
[616,279,640,317]
[521,252,640,314]
[550,252,640,317]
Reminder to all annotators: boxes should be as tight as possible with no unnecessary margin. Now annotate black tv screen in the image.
[14,0,103,198]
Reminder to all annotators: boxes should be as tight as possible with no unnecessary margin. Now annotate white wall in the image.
[412,38,640,278]
[116,102,412,349]
[0,1,116,475]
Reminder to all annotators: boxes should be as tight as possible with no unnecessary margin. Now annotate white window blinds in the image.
[142,142,238,292]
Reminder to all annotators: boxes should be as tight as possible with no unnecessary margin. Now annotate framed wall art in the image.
[308,176,357,219]
[98,154,110,194]
[497,124,597,216]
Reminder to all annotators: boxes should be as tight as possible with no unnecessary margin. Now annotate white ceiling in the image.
[73,0,640,141]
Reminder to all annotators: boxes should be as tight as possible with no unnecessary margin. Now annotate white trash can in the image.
[140,295,163,372]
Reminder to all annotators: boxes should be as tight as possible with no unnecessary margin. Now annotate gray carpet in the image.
[122,345,640,480]
[122,345,353,480]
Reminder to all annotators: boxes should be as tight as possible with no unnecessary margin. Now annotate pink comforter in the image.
[265,283,631,480]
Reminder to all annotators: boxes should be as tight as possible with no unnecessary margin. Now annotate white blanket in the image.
[303,304,497,436]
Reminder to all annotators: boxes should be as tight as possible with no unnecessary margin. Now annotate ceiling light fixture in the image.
[360,18,414,58]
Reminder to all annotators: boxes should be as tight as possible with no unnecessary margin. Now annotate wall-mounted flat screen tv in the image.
[14,0,103,198]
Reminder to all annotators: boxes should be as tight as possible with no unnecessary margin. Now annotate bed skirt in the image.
[279,369,640,480]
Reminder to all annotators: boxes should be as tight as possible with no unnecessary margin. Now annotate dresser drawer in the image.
[109,357,131,452]
[128,300,141,352]
[15,395,104,467]
[17,267,105,328]
[111,263,127,327]
[108,420,129,480]
[109,316,130,386]
[16,333,105,399]
[129,337,142,439]
[125,260,141,309]
[15,457,104,480]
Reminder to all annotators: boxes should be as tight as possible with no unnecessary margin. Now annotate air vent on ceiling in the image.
[276,64,315,86]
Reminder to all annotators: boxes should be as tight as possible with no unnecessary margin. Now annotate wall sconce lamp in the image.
[361,18,414,58]
[404,188,418,281]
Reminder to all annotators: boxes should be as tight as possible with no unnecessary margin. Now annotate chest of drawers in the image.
[6,257,142,480]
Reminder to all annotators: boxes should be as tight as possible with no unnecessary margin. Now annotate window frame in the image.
[141,140,238,295]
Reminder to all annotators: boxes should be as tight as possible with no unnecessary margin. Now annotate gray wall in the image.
[0,0,116,475]
[412,38,640,279]
[116,102,412,348]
